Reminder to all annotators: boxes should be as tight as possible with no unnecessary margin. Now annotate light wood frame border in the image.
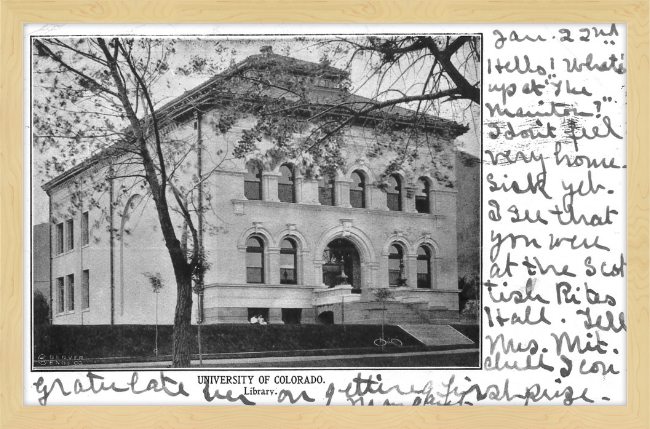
[1,2,647,428]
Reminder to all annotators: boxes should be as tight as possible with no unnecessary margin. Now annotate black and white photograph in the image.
[30,33,481,370]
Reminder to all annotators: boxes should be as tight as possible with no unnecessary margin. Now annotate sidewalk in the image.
[69,348,479,369]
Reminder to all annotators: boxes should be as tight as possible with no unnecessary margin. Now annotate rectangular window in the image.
[417,273,430,289]
[280,268,296,284]
[279,252,296,285]
[417,258,431,288]
[247,308,269,324]
[56,277,65,313]
[318,186,333,206]
[415,196,429,214]
[82,270,90,310]
[66,274,74,312]
[245,251,264,283]
[388,258,401,286]
[281,308,302,324]
[349,190,364,209]
[388,269,401,286]
[387,193,401,212]
[56,223,64,255]
[278,183,294,203]
[65,219,74,251]
[82,212,89,246]
[244,180,262,200]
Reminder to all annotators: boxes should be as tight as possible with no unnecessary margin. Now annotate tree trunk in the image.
[172,270,193,367]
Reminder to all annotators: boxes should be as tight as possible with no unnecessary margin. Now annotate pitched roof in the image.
[42,48,469,192]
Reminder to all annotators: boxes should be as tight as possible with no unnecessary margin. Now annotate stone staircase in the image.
[343,300,460,325]
[402,301,463,324]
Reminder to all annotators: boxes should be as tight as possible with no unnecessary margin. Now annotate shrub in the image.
[34,291,50,325]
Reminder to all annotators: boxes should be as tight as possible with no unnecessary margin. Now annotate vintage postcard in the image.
[24,23,626,406]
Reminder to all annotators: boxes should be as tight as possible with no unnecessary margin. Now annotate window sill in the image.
[205,283,317,290]
[53,249,75,259]
[232,199,444,218]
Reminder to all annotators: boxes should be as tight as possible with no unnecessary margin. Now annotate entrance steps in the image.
[398,324,475,346]
[342,300,461,325]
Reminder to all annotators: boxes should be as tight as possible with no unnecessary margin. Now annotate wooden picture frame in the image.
[1,1,647,428]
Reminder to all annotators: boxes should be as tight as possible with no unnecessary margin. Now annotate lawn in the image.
[34,324,423,360]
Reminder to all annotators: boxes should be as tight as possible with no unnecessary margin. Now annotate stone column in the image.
[267,247,281,284]
[406,254,418,288]
[360,261,381,302]
[335,179,352,207]
[269,308,283,324]
[262,172,280,202]
[294,175,304,203]
[301,178,320,205]
[367,184,387,211]
[313,260,326,287]
[236,245,248,284]
[404,184,418,213]
[433,257,443,290]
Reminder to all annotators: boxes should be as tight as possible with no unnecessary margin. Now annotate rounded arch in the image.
[415,176,433,214]
[416,175,435,189]
[416,173,445,191]
[120,194,143,231]
[387,169,408,184]
[277,163,296,203]
[314,225,377,265]
[381,234,414,257]
[270,161,303,176]
[276,227,310,286]
[412,236,442,258]
[314,226,377,290]
[275,227,310,254]
[344,164,375,182]
[244,160,263,201]
[385,172,406,212]
[348,169,368,209]
[237,225,275,251]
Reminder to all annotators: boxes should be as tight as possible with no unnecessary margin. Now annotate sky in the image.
[31,35,480,224]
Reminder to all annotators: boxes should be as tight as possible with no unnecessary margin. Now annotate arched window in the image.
[246,236,264,283]
[278,164,295,203]
[280,238,297,284]
[244,162,262,200]
[417,246,432,288]
[386,175,402,211]
[318,173,335,206]
[388,243,405,286]
[415,178,430,213]
[350,171,365,209]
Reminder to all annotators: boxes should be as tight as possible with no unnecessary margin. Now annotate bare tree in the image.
[231,35,480,184]
[33,37,231,367]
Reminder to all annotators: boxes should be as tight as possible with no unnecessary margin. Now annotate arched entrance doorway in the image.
[322,238,361,293]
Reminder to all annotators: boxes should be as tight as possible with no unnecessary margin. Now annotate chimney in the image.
[260,45,273,56]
